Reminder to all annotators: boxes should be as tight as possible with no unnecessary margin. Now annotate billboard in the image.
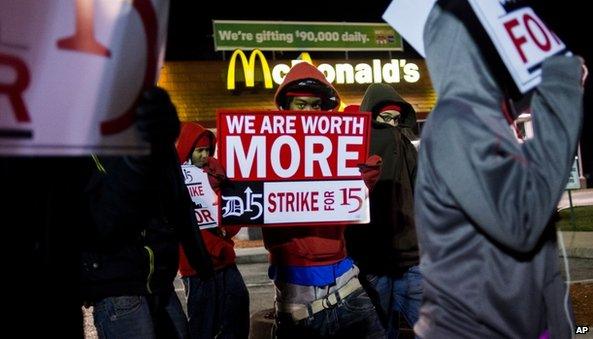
[217,110,372,227]
[213,20,402,51]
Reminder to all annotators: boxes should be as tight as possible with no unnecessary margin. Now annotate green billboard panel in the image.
[213,20,403,51]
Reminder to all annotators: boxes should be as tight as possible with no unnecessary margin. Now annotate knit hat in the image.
[378,104,401,113]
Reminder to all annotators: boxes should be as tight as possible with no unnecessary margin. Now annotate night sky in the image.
[166,0,593,186]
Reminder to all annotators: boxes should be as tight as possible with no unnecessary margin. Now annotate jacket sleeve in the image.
[87,155,155,242]
[427,56,584,252]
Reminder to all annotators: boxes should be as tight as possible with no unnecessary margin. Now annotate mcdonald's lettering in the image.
[227,49,273,90]
[226,49,421,90]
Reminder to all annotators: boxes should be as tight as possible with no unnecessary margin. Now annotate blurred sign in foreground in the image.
[0,0,170,155]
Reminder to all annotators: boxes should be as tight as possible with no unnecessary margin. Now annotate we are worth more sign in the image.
[217,110,371,227]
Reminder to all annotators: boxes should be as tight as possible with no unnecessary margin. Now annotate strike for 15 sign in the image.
[182,164,219,230]
[217,110,371,227]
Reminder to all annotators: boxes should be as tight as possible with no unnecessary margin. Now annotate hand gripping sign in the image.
[217,110,371,227]
[383,0,567,94]
[182,164,220,230]
[0,0,169,155]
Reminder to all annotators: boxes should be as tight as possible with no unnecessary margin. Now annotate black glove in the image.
[136,86,180,146]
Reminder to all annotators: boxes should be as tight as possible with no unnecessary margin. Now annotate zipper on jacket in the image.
[91,154,107,174]
[144,245,155,294]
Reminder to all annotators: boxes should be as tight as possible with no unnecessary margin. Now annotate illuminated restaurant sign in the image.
[227,49,420,90]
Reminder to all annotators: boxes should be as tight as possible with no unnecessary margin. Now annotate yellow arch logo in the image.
[227,49,273,90]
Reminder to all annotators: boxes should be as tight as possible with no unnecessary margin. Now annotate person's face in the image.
[191,147,209,167]
[288,96,322,111]
[376,110,401,126]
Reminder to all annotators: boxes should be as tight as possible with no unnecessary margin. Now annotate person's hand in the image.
[203,157,226,178]
[358,155,382,191]
[203,156,227,186]
[136,86,180,146]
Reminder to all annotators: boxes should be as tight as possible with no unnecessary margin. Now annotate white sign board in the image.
[466,0,567,93]
[382,0,567,93]
[0,0,170,155]
[566,158,581,190]
[217,110,371,227]
[382,0,436,57]
[182,164,219,230]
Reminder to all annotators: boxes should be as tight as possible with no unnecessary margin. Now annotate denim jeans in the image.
[93,295,156,339]
[148,291,190,339]
[273,287,385,339]
[182,265,250,339]
[362,265,423,339]
[93,293,189,339]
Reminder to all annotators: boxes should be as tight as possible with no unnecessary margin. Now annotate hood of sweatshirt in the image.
[176,122,216,164]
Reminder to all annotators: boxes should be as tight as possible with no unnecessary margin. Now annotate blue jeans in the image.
[148,291,190,338]
[93,293,189,339]
[93,295,155,339]
[273,287,385,339]
[362,265,423,339]
[182,265,250,339]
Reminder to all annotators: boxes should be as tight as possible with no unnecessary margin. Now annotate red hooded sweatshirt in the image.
[263,62,347,267]
[176,122,239,277]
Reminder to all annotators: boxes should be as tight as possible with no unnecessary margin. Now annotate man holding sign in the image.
[383,1,587,338]
[176,122,249,339]
[260,62,384,338]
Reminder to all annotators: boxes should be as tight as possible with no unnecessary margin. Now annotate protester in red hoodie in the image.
[176,122,249,339]
[263,62,385,339]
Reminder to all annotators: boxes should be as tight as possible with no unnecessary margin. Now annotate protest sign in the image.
[182,164,219,229]
[0,0,169,155]
[383,0,567,93]
[217,110,371,227]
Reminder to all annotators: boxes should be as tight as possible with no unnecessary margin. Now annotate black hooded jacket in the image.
[345,83,419,276]
[80,146,213,302]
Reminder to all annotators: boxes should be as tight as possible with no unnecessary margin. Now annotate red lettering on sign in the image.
[188,184,205,197]
[195,209,215,223]
[523,14,551,52]
[56,0,111,57]
[99,0,159,135]
[0,53,31,122]
[55,0,159,136]
[504,18,528,63]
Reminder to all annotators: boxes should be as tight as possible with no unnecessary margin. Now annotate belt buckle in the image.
[321,291,340,309]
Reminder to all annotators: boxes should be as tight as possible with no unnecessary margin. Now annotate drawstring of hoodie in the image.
[501,99,524,141]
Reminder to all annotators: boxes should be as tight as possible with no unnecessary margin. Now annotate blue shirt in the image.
[268,257,354,286]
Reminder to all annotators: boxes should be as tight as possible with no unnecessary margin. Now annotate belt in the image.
[275,277,362,322]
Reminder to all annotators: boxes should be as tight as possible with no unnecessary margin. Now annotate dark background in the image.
[166,0,593,186]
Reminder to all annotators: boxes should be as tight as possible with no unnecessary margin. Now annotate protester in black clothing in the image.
[80,87,213,338]
[1,87,212,338]
[346,84,422,338]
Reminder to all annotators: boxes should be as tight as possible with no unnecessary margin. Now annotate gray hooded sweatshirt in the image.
[414,4,584,339]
